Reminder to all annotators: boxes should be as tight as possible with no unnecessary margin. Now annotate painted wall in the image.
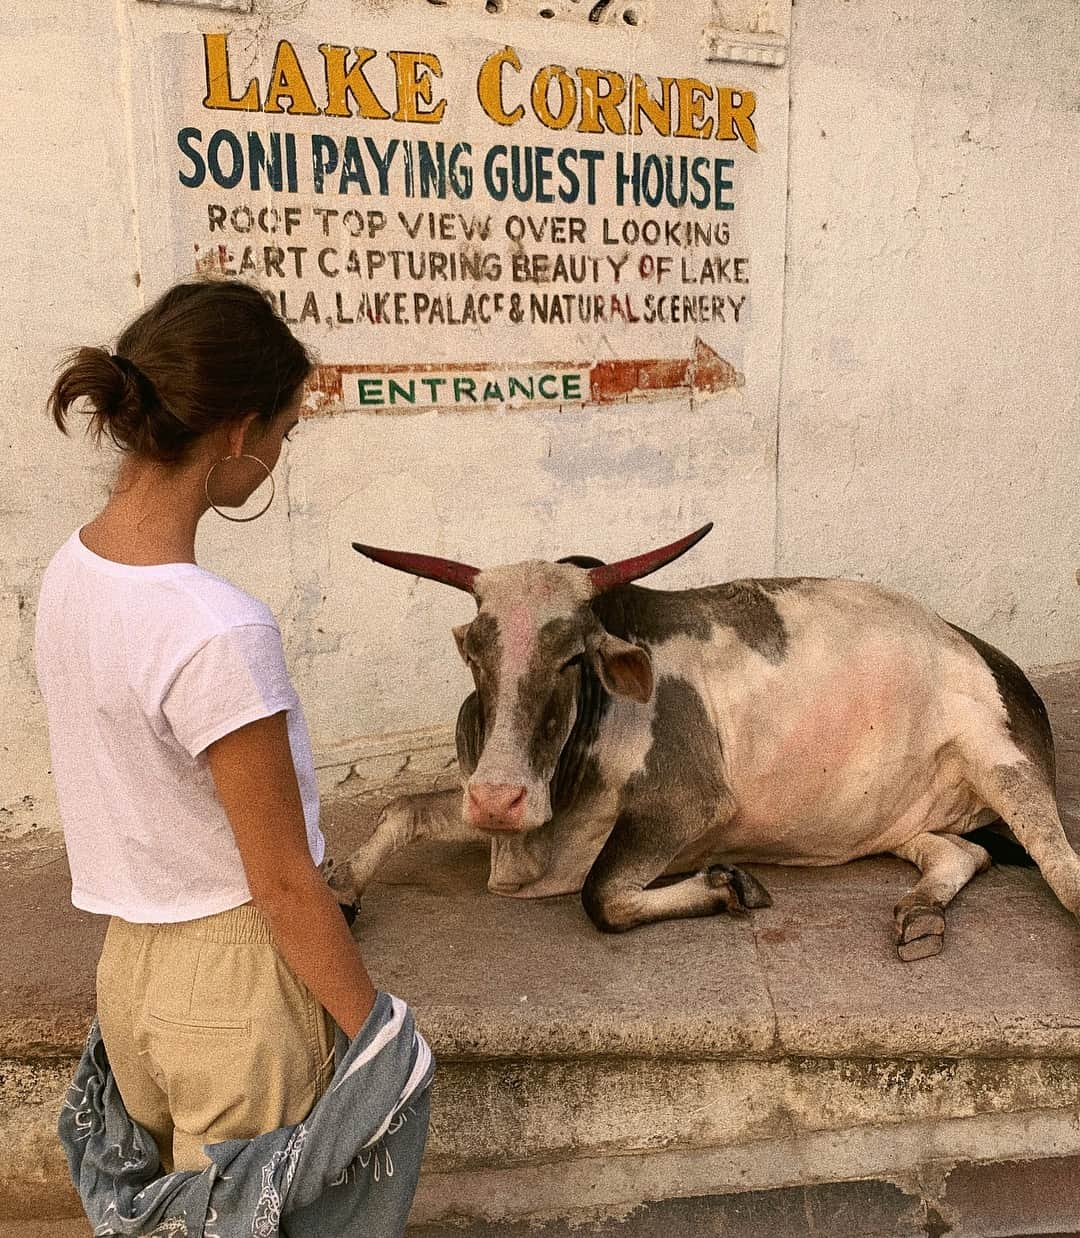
[2,4,142,840]
[778,0,1080,662]
[2,0,1076,839]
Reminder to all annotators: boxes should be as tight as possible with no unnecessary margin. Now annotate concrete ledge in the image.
[4,666,1080,1231]
[315,722,458,802]
[412,1141,1080,1235]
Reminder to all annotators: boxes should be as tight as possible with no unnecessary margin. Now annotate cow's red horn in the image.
[352,543,480,594]
[587,523,714,594]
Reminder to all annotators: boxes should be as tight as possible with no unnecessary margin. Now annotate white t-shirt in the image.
[34,530,324,923]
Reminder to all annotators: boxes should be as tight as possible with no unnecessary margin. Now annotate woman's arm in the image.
[206,712,376,1038]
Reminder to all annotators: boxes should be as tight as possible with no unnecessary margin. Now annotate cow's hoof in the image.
[897,932,944,962]
[705,865,772,913]
[322,855,358,899]
[728,866,773,910]
[895,902,946,962]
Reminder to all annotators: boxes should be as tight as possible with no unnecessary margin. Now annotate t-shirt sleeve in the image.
[162,623,300,757]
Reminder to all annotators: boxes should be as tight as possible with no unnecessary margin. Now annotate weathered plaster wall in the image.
[123,0,788,776]
[1,4,140,839]
[2,0,1078,840]
[779,0,1080,665]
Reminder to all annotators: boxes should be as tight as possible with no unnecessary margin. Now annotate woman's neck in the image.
[81,456,209,567]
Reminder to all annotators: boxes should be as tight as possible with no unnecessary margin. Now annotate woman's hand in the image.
[206,712,377,1038]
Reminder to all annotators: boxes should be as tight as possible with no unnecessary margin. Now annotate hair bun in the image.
[110,353,158,408]
[47,345,156,455]
[48,280,311,464]
[110,353,144,385]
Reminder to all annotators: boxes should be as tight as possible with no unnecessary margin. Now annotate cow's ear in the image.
[453,623,471,664]
[589,634,654,703]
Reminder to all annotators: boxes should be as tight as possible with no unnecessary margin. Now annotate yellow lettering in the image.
[630,74,673,137]
[264,40,320,115]
[531,65,576,130]
[320,46,391,119]
[674,78,714,139]
[388,51,447,123]
[477,46,525,127]
[718,86,758,151]
[576,68,627,135]
[202,32,260,112]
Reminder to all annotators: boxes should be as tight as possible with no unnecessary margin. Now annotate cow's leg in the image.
[581,676,772,932]
[966,758,1080,918]
[340,788,471,897]
[891,833,990,961]
[581,806,771,933]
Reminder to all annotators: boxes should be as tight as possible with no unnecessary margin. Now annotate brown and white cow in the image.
[340,525,1080,960]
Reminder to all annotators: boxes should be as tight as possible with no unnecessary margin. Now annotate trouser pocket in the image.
[139,907,334,1167]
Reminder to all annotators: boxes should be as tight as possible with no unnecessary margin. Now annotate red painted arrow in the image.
[303,338,741,416]
[590,339,741,402]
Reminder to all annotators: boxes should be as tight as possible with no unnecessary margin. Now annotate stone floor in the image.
[3,665,1080,1234]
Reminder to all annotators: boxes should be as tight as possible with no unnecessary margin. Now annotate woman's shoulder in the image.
[139,571,286,686]
[177,567,279,634]
[47,531,279,640]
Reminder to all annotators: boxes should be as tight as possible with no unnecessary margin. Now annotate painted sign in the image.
[147,18,771,414]
[307,338,737,413]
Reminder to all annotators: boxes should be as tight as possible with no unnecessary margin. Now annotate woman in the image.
[36,280,379,1176]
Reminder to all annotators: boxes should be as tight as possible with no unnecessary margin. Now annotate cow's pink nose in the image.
[467,783,526,830]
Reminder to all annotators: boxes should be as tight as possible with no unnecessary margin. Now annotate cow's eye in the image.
[559,654,581,674]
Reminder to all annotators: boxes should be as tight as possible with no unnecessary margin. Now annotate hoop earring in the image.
[204,454,276,523]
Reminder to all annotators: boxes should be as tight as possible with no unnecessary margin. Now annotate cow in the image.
[337,525,1080,961]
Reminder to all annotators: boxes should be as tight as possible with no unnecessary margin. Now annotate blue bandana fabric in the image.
[59,992,434,1237]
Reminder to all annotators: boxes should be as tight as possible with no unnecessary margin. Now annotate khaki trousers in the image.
[96,902,336,1173]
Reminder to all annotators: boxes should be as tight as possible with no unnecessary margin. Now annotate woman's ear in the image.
[587,633,654,703]
[231,411,262,457]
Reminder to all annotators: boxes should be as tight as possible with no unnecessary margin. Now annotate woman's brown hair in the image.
[47,281,312,463]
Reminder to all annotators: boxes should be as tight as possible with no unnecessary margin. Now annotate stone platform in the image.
[3,667,1080,1236]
